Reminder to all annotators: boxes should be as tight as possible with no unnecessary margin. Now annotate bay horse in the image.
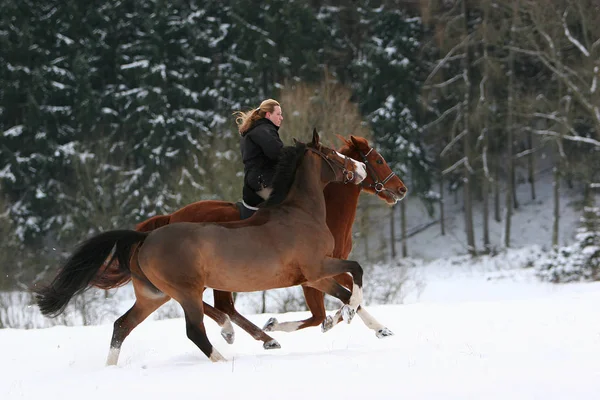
[95,132,407,347]
[35,131,369,363]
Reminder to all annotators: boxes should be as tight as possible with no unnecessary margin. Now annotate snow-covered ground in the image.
[3,252,600,400]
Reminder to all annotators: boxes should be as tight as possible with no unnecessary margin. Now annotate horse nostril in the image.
[399,186,407,195]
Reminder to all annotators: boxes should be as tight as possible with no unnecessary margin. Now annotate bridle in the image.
[358,147,397,196]
[307,146,356,184]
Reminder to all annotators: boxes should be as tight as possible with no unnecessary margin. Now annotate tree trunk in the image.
[482,172,490,253]
[481,0,491,253]
[504,0,519,248]
[390,204,396,259]
[528,131,536,200]
[401,200,408,257]
[463,172,476,255]
[494,160,501,222]
[362,201,370,261]
[512,162,519,210]
[552,62,571,248]
[461,0,476,256]
[440,176,446,236]
[552,164,560,248]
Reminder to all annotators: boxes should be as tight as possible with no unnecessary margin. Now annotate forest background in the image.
[1,0,599,296]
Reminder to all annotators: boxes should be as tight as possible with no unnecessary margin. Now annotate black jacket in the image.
[240,118,283,197]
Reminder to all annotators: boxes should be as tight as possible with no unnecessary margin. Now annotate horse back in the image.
[136,215,171,232]
[170,200,240,224]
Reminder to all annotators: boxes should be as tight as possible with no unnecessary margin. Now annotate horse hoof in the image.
[376,327,394,338]
[209,349,227,362]
[221,330,235,344]
[341,305,355,324]
[263,339,281,350]
[263,317,278,332]
[321,315,334,333]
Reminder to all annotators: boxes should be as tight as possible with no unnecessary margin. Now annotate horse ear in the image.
[293,138,299,144]
[334,134,349,146]
[350,135,364,149]
[312,128,320,145]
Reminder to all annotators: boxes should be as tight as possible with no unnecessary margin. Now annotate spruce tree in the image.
[350,4,432,205]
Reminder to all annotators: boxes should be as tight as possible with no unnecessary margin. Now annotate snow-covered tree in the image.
[536,198,600,283]
[349,4,432,201]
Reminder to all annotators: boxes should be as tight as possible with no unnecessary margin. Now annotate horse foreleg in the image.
[107,286,169,366]
[356,307,394,338]
[263,276,355,334]
[181,297,225,362]
[213,290,281,350]
[307,258,363,311]
[319,303,393,337]
[333,273,394,338]
[203,302,235,344]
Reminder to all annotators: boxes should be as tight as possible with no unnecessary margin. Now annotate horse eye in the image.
[376,158,384,164]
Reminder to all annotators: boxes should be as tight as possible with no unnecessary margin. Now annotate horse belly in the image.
[202,229,306,292]
[205,256,305,293]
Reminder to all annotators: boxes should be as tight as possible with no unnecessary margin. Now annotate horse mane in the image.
[335,134,368,156]
[263,142,307,207]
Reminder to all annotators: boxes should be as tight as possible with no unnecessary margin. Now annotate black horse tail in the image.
[34,230,148,317]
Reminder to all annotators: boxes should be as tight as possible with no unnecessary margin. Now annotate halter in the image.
[307,147,355,184]
[358,147,397,195]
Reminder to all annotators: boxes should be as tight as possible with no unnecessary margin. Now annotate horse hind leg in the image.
[181,297,225,362]
[263,286,326,333]
[263,280,348,333]
[213,290,280,350]
[203,302,235,344]
[107,280,169,366]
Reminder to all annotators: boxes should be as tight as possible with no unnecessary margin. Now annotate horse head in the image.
[336,134,407,204]
[304,129,367,186]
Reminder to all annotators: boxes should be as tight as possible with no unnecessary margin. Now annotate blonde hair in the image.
[234,99,280,135]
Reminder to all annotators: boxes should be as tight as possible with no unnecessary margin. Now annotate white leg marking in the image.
[271,320,303,332]
[348,283,363,309]
[221,314,234,334]
[263,317,278,331]
[209,348,227,362]
[357,307,384,330]
[220,314,235,344]
[322,310,342,332]
[106,347,120,366]
[357,307,394,338]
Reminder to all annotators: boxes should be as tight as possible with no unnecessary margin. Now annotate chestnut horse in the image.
[94,133,407,347]
[94,133,407,348]
[35,132,368,363]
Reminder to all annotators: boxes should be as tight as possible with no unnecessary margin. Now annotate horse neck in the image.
[323,145,362,258]
[324,181,361,258]
[285,155,328,217]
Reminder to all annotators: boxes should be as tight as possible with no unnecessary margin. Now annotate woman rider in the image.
[234,99,284,213]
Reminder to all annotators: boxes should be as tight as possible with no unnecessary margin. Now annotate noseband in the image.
[307,147,356,184]
[359,148,397,196]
